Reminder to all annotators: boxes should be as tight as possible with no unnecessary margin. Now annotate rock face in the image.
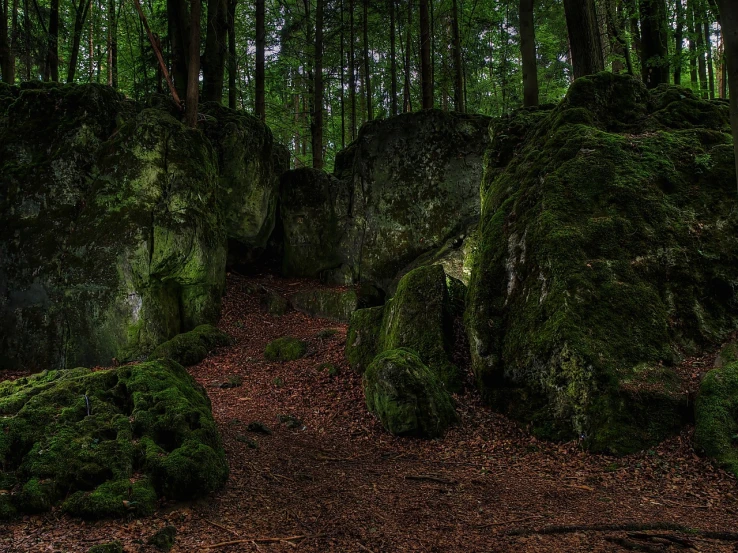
[0,84,283,370]
[0,360,228,519]
[279,110,491,290]
[364,349,457,438]
[466,72,738,454]
[148,324,232,367]
[695,361,738,476]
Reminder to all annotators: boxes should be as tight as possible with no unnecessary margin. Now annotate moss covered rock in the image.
[264,337,307,362]
[695,362,738,476]
[466,72,736,454]
[279,110,491,290]
[347,265,459,390]
[88,542,123,553]
[0,359,228,519]
[289,288,359,322]
[364,349,457,438]
[148,325,232,366]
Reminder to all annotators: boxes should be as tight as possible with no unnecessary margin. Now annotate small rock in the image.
[277,414,303,429]
[247,421,272,435]
[148,525,177,552]
[236,435,259,449]
[88,542,123,553]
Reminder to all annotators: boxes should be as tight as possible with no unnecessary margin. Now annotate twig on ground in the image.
[202,534,324,549]
[404,474,457,485]
[202,518,240,537]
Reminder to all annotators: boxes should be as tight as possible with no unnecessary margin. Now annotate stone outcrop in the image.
[466,72,737,454]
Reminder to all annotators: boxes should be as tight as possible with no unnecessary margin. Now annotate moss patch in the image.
[363,349,457,438]
[148,325,232,367]
[694,362,738,476]
[289,288,359,322]
[466,72,736,454]
[0,359,228,519]
[264,337,307,362]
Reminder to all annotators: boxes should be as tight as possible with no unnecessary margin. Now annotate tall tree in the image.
[674,0,684,84]
[0,0,10,82]
[389,0,397,117]
[362,0,372,120]
[312,0,324,169]
[452,0,465,111]
[227,0,237,109]
[349,0,356,137]
[687,0,699,88]
[107,0,118,88]
[67,0,91,82]
[519,0,538,107]
[185,0,200,128]
[255,0,265,120]
[695,1,708,97]
[403,0,412,112]
[715,0,737,190]
[704,20,715,99]
[563,0,604,78]
[203,0,228,103]
[639,0,669,88]
[167,0,190,99]
[419,0,432,108]
[46,0,59,81]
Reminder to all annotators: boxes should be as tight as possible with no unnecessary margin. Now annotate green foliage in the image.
[0,360,228,519]
[264,337,307,362]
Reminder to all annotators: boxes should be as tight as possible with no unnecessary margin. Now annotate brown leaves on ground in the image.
[3,273,738,552]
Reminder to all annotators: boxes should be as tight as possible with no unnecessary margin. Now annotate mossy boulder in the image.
[0,359,228,519]
[148,324,232,366]
[279,110,491,290]
[364,349,457,438]
[695,362,738,476]
[88,542,124,553]
[347,265,459,390]
[264,337,307,362]
[466,72,736,454]
[289,288,359,322]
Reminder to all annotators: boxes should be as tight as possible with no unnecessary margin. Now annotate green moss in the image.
[363,349,457,438]
[148,525,177,551]
[148,324,232,366]
[694,362,738,476]
[264,337,307,362]
[466,72,738,453]
[88,541,124,553]
[0,359,228,519]
[289,288,359,322]
[345,306,384,373]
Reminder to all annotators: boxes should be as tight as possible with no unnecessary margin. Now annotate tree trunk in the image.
[695,1,708,98]
[185,0,200,128]
[715,0,737,190]
[403,0,412,112]
[340,0,345,146]
[255,0,265,120]
[349,0,356,138]
[705,20,715,99]
[687,0,698,89]
[363,0,372,121]
[167,0,189,99]
[519,0,538,107]
[203,0,227,103]
[107,0,118,87]
[419,0,432,108]
[452,0,465,111]
[389,0,397,117]
[312,0,323,169]
[0,0,10,82]
[47,0,59,81]
[8,0,16,82]
[67,0,91,82]
[562,0,604,79]
[639,0,669,88]
[23,0,29,80]
[89,0,94,80]
[227,0,236,109]
[675,0,684,84]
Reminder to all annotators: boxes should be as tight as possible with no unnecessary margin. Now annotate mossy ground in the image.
[0,360,228,519]
[466,72,737,454]
[264,337,307,362]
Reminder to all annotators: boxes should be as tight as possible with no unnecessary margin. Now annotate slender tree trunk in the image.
[363,0,372,120]
[715,0,736,190]
[340,0,345,146]
[312,0,323,169]
[227,0,236,108]
[185,0,200,128]
[389,0,397,117]
[203,0,227,103]
[705,20,715,99]
[419,0,432,108]
[107,0,118,87]
[67,0,91,82]
[255,0,265,120]
[519,0,538,107]
[675,0,684,84]
[167,0,189,99]
[349,0,356,138]
[639,0,669,88]
[721,31,727,98]
[89,0,94,80]
[0,0,10,82]
[46,0,59,81]
[403,0,412,112]
[688,0,698,89]
[8,0,17,82]
[563,0,604,78]
[452,0,465,111]
[23,0,29,80]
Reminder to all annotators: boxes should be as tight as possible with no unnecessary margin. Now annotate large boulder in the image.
[364,348,457,438]
[0,359,228,519]
[0,84,282,371]
[466,72,737,454]
[347,265,459,390]
[279,110,491,290]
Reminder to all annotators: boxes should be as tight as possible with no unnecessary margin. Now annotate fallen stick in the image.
[506,522,738,541]
[474,515,544,529]
[202,534,324,549]
[202,518,240,537]
[404,474,457,485]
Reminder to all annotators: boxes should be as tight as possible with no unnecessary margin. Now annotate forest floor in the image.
[4,273,738,552]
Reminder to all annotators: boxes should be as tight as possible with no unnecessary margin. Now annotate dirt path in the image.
[4,273,738,552]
